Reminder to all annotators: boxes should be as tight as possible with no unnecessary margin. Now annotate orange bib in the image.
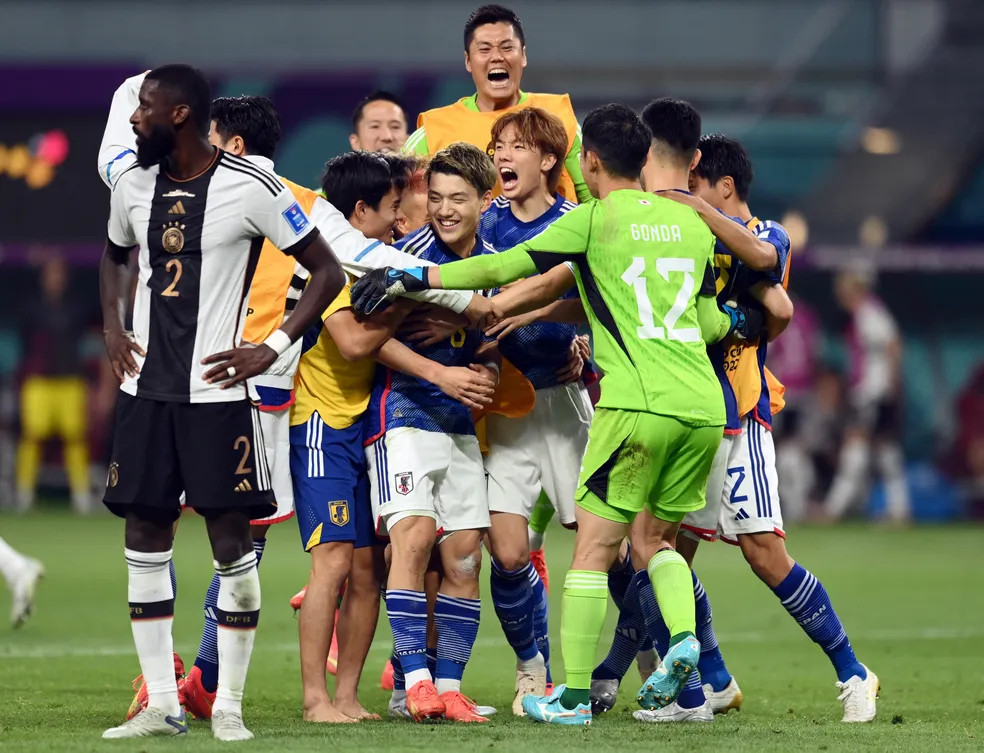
[419,93,581,202]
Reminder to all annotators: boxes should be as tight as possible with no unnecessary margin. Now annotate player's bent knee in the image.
[124,508,178,552]
[738,532,794,587]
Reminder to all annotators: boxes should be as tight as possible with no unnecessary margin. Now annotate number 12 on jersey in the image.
[621,257,699,342]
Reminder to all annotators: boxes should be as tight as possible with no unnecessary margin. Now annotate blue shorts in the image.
[290,413,377,551]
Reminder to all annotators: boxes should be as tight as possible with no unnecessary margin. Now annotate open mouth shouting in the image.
[499,166,519,191]
[487,67,510,90]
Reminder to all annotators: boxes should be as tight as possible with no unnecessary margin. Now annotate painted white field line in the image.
[3,625,982,660]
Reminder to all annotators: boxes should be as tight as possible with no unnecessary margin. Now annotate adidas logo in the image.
[234,479,253,493]
[168,201,186,215]
[734,508,750,521]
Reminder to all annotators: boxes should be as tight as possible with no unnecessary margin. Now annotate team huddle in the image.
[92,3,879,742]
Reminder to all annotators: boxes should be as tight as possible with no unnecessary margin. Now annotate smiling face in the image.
[465,22,527,108]
[355,185,402,245]
[493,122,555,202]
[427,172,489,249]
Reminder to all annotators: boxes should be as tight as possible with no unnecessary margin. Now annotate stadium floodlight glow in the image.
[861,127,901,156]
[859,215,888,248]
[781,210,809,249]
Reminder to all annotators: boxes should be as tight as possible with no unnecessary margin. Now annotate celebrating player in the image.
[99,64,346,741]
[366,143,501,723]
[352,104,763,725]
[478,107,589,714]
[349,91,410,154]
[405,4,590,203]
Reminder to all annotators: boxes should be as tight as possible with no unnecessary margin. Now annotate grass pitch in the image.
[1,512,983,751]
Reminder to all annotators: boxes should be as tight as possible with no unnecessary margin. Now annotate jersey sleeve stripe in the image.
[279,227,321,257]
[220,161,281,197]
[220,153,283,195]
[353,239,383,262]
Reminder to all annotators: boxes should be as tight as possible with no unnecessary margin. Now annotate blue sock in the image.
[252,538,266,566]
[433,593,481,692]
[193,574,221,692]
[528,564,551,682]
[168,560,178,600]
[607,542,635,610]
[386,589,430,681]
[773,563,866,683]
[490,560,539,662]
[676,664,707,709]
[594,569,647,681]
[391,652,405,691]
[693,571,732,693]
[426,647,437,678]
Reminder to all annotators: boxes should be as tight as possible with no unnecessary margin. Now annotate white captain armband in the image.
[263,329,292,357]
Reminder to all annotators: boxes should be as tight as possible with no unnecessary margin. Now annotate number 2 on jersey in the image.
[162,259,182,297]
[621,257,699,342]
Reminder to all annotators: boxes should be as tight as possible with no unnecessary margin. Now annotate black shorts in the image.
[103,393,275,522]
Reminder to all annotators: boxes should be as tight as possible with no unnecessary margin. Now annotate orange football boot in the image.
[126,652,185,720]
[289,585,307,612]
[406,680,445,722]
[440,691,490,723]
[326,626,339,675]
[529,548,550,594]
[380,659,395,691]
[178,665,216,720]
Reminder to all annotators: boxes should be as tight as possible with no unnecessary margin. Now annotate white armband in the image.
[263,329,293,357]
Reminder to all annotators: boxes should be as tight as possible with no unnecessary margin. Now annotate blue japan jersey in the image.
[364,225,496,441]
[479,195,581,390]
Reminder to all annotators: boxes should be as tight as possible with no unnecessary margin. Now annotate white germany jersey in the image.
[107,149,321,403]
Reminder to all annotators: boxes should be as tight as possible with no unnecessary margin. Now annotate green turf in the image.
[1,513,983,751]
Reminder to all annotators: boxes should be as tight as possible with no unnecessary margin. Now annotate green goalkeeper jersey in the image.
[439,189,727,427]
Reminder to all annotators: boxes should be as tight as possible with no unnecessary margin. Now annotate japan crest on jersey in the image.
[394,471,413,495]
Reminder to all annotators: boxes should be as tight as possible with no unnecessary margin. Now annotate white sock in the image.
[390,689,407,702]
[435,677,461,695]
[825,440,869,518]
[528,528,544,552]
[404,668,432,688]
[212,551,260,716]
[518,650,546,674]
[0,536,26,585]
[877,443,911,520]
[125,548,179,716]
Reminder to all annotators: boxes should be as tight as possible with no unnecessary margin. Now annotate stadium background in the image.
[1,2,983,751]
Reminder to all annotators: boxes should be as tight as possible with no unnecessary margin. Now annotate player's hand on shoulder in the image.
[463,293,503,331]
[485,309,538,340]
[104,328,145,382]
[431,365,496,410]
[201,342,278,388]
[351,267,428,316]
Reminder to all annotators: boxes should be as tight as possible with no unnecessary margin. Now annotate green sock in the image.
[559,570,608,709]
[647,549,696,637]
[528,491,555,539]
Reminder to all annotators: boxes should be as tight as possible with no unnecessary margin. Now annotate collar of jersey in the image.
[242,154,275,172]
[462,91,529,112]
[502,193,565,229]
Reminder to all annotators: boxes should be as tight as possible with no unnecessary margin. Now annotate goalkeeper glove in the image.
[721,301,766,342]
[350,267,429,315]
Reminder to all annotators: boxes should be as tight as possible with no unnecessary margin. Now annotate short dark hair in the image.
[378,153,417,194]
[210,96,282,160]
[640,98,702,167]
[351,90,407,133]
[146,64,212,136]
[427,142,498,195]
[694,133,754,202]
[320,151,398,220]
[464,4,525,51]
[580,104,652,181]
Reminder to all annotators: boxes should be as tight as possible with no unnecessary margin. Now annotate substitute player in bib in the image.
[100,65,346,741]
[365,143,501,723]
[657,134,878,723]
[405,4,590,204]
[478,107,589,714]
[351,105,764,725]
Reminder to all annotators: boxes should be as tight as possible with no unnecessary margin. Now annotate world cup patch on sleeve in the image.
[282,202,310,235]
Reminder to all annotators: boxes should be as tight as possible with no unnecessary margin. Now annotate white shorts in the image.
[250,407,294,525]
[365,426,490,538]
[681,417,784,544]
[484,382,593,526]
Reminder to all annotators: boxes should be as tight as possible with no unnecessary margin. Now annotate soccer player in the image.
[654,133,879,724]
[351,104,762,726]
[98,64,346,741]
[404,4,591,203]
[0,536,43,628]
[365,143,500,723]
[478,107,587,714]
[349,91,409,154]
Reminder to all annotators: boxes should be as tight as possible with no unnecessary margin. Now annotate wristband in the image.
[263,329,293,357]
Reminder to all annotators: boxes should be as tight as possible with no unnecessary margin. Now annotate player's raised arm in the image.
[98,72,147,189]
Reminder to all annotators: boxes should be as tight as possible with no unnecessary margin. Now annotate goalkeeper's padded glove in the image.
[350,266,429,315]
[722,301,766,342]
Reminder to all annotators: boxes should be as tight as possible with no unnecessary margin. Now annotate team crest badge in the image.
[107,462,119,488]
[328,500,350,527]
[394,472,413,496]
[162,221,185,254]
